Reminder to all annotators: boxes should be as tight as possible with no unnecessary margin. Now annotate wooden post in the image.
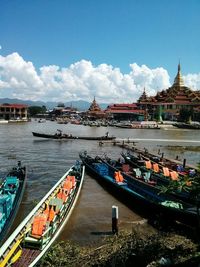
[112,205,119,235]
[183,158,186,168]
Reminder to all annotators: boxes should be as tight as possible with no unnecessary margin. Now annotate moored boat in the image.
[115,123,160,129]
[104,153,198,205]
[79,152,198,228]
[32,131,116,141]
[173,122,200,129]
[121,146,198,177]
[0,161,27,245]
[0,162,85,267]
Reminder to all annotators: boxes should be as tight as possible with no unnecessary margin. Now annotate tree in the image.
[160,165,200,235]
[179,107,194,123]
[57,102,65,108]
[28,106,47,117]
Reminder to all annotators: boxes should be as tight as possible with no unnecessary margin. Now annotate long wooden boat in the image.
[122,146,198,176]
[32,131,116,141]
[79,152,198,228]
[0,163,85,267]
[173,123,200,129]
[115,123,160,129]
[0,162,27,245]
[104,154,198,205]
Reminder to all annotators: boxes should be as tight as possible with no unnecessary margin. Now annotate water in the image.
[0,121,199,245]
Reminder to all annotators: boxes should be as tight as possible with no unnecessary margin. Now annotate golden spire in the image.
[173,62,184,87]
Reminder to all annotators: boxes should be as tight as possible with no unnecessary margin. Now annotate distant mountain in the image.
[0,98,109,111]
[65,100,109,110]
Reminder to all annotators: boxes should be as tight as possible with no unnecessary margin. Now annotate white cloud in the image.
[183,73,200,90]
[0,52,199,103]
[0,45,2,50]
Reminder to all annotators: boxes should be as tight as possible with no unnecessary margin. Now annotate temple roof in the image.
[138,88,148,103]
[173,63,184,87]
[137,64,200,105]
[88,97,102,112]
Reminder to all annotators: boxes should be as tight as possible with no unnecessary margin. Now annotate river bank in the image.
[40,226,200,267]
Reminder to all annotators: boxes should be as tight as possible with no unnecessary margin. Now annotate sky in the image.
[0,0,200,103]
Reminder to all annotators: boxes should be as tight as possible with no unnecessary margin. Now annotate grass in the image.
[40,225,200,267]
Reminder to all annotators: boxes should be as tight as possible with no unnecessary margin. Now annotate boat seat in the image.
[43,205,50,217]
[153,163,159,173]
[57,188,68,202]
[145,161,152,169]
[63,179,73,191]
[0,212,5,223]
[122,164,130,173]
[30,214,48,239]
[49,197,63,213]
[67,175,76,187]
[133,168,142,179]
[143,172,151,182]
[163,167,170,177]
[114,171,124,183]
[48,206,56,222]
[170,171,179,181]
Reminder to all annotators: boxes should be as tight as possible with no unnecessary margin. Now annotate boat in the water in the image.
[0,162,85,267]
[32,131,116,141]
[173,122,200,129]
[79,152,198,228]
[114,122,160,129]
[104,153,198,205]
[0,161,27,245]
[121,146,198,177]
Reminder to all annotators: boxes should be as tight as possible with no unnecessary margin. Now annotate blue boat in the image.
[0,162,85,267]
[79,152,198,228]
[0,161,27,244]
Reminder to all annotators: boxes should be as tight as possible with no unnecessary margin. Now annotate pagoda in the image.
[86,97,106,119]
[137,64,200,121]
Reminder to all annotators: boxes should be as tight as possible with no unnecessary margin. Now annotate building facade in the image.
[105,103,145,121]
[0,104,28,121]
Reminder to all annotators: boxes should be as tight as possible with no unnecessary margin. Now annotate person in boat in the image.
[56,129,62,137]
[105,131,109,138]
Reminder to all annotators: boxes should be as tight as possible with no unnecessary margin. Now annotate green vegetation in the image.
[28,105,47,116]
[178,108,193,123]
[40,228,200,267]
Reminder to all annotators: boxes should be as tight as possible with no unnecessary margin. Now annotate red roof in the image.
[0,103,28,108]
[105,109,144,114]
[107,103,137,108]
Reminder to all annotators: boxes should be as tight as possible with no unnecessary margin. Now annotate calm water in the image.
[1,121,199,245]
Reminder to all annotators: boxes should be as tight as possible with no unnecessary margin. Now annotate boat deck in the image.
[13,248,40,267]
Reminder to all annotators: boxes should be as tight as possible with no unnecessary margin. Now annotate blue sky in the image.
[0,0,200,103]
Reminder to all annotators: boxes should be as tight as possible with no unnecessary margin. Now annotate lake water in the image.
[1,121,199,245]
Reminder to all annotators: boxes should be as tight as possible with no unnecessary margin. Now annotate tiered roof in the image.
[88,97,102,112]
[105,103,144,114]
[138,64,200,105]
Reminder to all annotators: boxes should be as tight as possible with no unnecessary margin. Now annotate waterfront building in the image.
[137,64,200,121]
[104,103,145,121]
[0,103,28,121]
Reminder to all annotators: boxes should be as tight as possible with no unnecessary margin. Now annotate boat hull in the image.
[32,132,116,141]
[0,163,27,245]
[0,164,85,267]
[79,153,198,228]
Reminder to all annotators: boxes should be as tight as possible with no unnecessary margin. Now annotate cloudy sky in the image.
[1,0,200,103]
